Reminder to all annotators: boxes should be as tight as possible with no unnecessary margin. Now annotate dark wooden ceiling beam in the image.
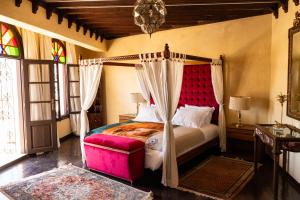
[73,10,273,21]
[95,32,101,40]
[57,3,278,12]
[271,4,279,18]
[76,21,81,32]
[90,29,94,38]
[280,0,288,13]
[15,0,22,7]
[66,10,274,21]
[67,17,73,28]
[45,0,280,7]
[72,7,272,14]
[46,6,54,19]
[31,0,40,14]
[83,26,88,35]
[57,11,64,24]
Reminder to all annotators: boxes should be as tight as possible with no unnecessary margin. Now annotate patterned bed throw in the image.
[101,122,164,142]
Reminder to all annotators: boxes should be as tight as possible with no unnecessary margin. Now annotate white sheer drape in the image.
[21,29,39,59]
[66,43,77,64]
[66,43,81,136]
[140,53,184,188]
[135,64,151,104]
[79,62,103,163]
[211,59,226,152]
[39,34,52,60]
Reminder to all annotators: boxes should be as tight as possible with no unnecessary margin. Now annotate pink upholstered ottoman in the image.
[84,134,145,182]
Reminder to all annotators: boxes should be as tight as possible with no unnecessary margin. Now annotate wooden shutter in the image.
[67,64,81,114]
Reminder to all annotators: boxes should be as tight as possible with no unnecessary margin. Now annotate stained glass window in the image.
[0,23,21,58]
[52,39,66,64]
[51,39,68,119]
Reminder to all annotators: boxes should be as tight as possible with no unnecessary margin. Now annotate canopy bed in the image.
[79,44,225,188]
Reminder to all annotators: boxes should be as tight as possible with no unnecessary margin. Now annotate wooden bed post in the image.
[219,55,224,66]
[164,43,170,59]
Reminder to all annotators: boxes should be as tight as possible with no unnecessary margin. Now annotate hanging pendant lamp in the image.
[133,0,167,36]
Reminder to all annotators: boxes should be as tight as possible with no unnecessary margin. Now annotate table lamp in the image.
[229,96,251,127]
[130,93,145,115]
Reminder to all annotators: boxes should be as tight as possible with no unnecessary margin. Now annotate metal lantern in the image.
[133,0,167,36]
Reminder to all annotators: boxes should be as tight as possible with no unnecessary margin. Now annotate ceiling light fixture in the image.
[133,0,167,37]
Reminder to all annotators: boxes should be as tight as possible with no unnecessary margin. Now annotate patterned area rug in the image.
[0,164,152,200]
[178,156,254,200]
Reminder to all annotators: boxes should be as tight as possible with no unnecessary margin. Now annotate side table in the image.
[254,124,300,199]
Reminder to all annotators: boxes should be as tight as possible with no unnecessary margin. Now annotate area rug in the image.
[178,156,254,200]
[0,164,152,200]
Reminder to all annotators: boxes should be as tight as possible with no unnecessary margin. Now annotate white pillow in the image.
[133,105,162,122]
[184,105,214,124]
[172,108,212,128]
[185,104,215,112]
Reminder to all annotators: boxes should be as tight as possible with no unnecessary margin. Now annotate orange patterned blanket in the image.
[101,122,164,142]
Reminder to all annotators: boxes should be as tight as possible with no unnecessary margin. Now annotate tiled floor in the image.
[0,136,299,200]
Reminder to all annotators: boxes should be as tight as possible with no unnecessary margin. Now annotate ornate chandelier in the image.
[133,0,167,36]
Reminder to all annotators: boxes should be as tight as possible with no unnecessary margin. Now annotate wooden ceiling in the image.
[19,0,299,40]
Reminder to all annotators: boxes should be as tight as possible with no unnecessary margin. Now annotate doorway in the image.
[0,58,25,168]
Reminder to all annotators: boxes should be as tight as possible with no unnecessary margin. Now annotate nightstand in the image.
[87,113,102,130]
[227,124,264,161]
[119,114,136,123]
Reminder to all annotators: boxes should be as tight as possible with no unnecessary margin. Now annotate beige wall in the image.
[269,1,300,182]
[76,46,104,59]
[57,119,71,139]
[104,15,272,125]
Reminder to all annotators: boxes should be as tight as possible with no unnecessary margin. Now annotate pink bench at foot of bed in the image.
[84,134,145,182]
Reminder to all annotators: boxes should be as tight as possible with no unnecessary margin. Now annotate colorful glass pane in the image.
[1,24,8,36]
[0,23,20,58]
[52,40,66,64]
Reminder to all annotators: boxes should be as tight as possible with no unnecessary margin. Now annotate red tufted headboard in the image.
[178,64,219,124]
[151,64,219,124]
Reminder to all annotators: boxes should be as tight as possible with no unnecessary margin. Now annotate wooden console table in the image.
[254,124,300,199]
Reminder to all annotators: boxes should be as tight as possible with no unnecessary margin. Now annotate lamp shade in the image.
[229,96,251,111]
[130,93,145,103]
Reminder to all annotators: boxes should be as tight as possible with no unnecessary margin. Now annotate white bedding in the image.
[144,124,219,170]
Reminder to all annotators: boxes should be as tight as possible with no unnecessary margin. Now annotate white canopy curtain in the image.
[66,43,81,136]
[139,53,185,188]
[135,64,151,104]
[211,59,226,152]
[79,61,103,163]
[21,29,61,148]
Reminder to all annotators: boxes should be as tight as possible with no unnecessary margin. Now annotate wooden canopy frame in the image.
[79,43,224,168]
[80,44,222,67]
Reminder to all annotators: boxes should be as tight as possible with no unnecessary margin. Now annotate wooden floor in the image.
[0,136,299,200]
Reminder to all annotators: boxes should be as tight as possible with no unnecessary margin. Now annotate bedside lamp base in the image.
[235,110,242,128]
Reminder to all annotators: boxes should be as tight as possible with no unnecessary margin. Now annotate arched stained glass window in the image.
[52,39,66,64]
[51,39,68,119]
[0,23,21,58]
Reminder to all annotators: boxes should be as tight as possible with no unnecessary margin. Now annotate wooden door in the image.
[22,59,57,154]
